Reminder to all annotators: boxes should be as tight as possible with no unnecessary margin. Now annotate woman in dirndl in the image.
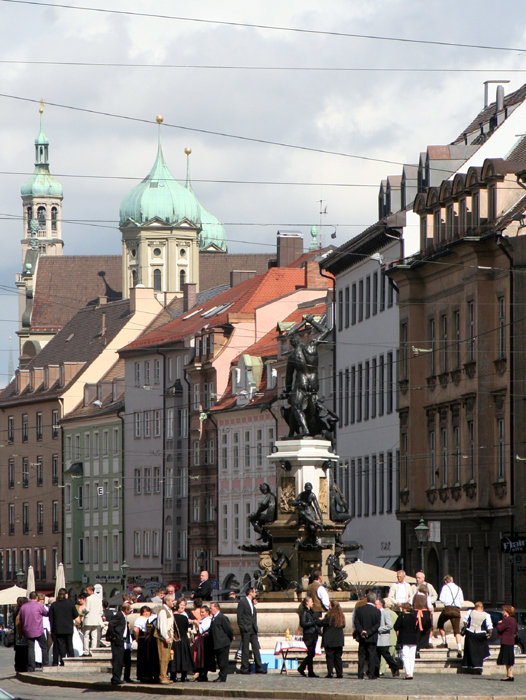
[171,598,195,682]
[412,585,432,658]
[461,602,492,675]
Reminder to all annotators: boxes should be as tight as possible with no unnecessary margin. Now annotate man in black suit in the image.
[236,587,264,674]
[210,602,234,682]
[192,570,214,601]
[49,588,79,666]
[107,602,131,686]
[353,591,381,680]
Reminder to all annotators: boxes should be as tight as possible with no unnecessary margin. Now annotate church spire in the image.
[35,99,49,167]
[184,146,193,193]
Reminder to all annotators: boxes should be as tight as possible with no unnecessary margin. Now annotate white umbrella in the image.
[55,563,65,598]
[0,585,29,605]
[343,560,416,597]
[26,566,35,596]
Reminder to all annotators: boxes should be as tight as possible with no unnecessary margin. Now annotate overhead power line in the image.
[1,0,525,54]
[1,60,525,73]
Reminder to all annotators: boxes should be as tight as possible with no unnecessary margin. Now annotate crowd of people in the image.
[8,567,519,683]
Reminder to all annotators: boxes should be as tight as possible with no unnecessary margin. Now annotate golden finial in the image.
[156,115,164,124]
[39,98,45,115]
[184,147,192,155]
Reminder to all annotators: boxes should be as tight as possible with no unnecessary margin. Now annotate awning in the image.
[373,556,400,570]
[65,462,83,476]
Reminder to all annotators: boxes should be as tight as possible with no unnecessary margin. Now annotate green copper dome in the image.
[184,152,227,252]
[21,115,63,199]
[120,142,201,227]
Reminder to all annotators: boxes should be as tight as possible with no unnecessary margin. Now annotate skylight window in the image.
[182,308,203,321]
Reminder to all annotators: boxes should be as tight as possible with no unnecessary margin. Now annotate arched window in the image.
[37,206,46,233]
[153,268,162,292]
[27,206,32,233]
[51,207,58,231]
[180,269,186,290]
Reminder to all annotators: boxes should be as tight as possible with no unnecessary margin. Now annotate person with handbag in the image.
[496,605,518,681]
[461,602,492,674]
[155,594,175,684]
[319,601,346,678]
[297,596,320,678]
[437,575,464,658]
[393,603,418,679]
[170,598,195,682]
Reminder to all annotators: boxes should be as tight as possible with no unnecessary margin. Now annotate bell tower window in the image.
[27,206,32,234]
[180,269,186,290]
[51,207,58,231]
[37,206,46,233]
[131,270,138,288]
[153,268,162,292]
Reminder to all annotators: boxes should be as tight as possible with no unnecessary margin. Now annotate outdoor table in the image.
[274,639,322,675]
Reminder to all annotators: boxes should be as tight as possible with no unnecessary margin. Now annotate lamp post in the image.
[197,549,207,573]
[16,569,25,588]
[414,517,429,572]
[120,560,130,593]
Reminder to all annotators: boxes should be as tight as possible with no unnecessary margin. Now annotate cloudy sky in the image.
[1,0,526,384]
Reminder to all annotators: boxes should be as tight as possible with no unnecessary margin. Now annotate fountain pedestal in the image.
[257,438,350,601]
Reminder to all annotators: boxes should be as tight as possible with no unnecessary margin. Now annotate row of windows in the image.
[166,354,188,382]
[195,334,215,359]
[134,410,162,439]
[133,467,164,496]
[335,451,398,518]
[192,496,215,523]
[219,428,275,470]
[6,410,59,443]
[133,530,162,558]
[67,533,119,566]
[338,354,396,427]
[420,186,498,249]
[0,547,55,582]
[65,480,120,512]
[193,440,215,466]
[193,382,215,411]
[134,360,161,387]
[6,502,54,536]
[66,429,120,461]
[337,269,395,331]
[221,501,253,542]
[7,454,59,489]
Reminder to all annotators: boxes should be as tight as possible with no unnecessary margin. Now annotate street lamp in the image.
[414,517,429,572]
[197,549,207,573]
[120,560,130,593]
[16,569,24,588]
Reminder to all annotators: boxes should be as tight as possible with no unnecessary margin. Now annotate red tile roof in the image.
[120,266,307,353]
[30,256,122,332]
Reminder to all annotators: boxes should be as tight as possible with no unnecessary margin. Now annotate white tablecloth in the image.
[274,640,322,656]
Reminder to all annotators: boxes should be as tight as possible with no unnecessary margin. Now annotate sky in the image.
[1,0,526,385]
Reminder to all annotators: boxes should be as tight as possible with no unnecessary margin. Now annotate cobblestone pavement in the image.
[4,648,526,699]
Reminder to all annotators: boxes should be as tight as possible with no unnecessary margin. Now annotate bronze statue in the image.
[329,483,353,529]
[267,548,290,591]
[326,554,351,592]
[292,482,323,548]
[249,483,277,543]
[279,314,335,439]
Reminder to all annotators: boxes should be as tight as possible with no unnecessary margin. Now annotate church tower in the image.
[119,116,201,299]
[20,102,64,261]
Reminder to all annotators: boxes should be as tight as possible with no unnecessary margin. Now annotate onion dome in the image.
[184,148,227,252]
[20,112,63,198]
[119,126,201,227]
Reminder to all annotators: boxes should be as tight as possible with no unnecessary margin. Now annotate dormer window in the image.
[446,205,454,239]
[232,367,240,393]
[44,368,49,389]
[195,337,201,357]
[472,191,480,227]
[29,372,34,392]
[209,334,214,357]
[59,365,65,387]
[112,382,118,402]
[459,198,467,233]
[202,335,208,357]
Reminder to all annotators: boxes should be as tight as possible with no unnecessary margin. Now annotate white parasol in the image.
[55,562,66,598]
[26,566,35,596]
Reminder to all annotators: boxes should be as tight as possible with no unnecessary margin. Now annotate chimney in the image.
[496,84,505,112]
[230,270,256,287]
[305,260,328,289]
[98,296,107,306]
[129,285,156,313]
[183,282,197,312]
[277,231,303,267]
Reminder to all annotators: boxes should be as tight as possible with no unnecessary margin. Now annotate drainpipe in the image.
[496,233,515,606]
[183,364,192,591]
[117,406,126,583]
[59,398,65,577]
[206,409,219,582]
[158,350,168,580]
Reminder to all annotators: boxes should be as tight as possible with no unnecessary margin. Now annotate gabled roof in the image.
[29,255,122,332]
[0,299,132,406]
[120,266,307,353]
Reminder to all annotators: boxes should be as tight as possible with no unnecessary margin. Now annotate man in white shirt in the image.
[409,571,438,605]
[387,571,412,610]
[437,575,465,657]
[83,585,103,655]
